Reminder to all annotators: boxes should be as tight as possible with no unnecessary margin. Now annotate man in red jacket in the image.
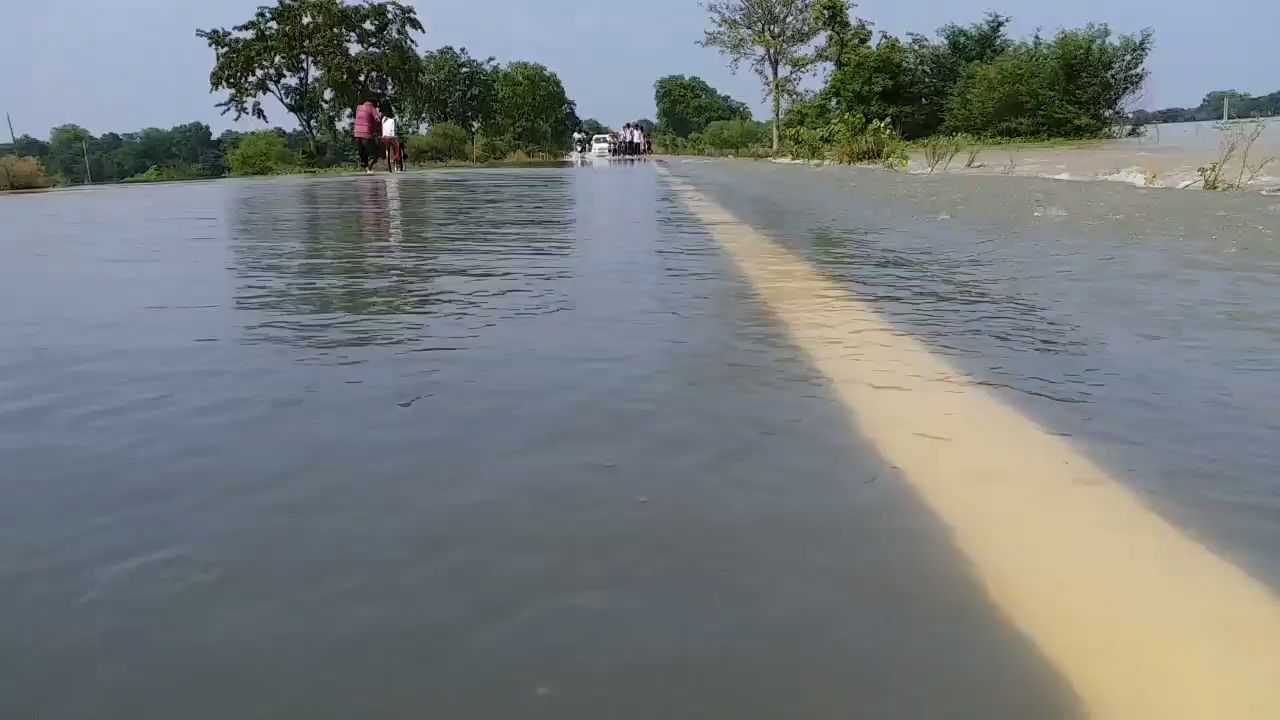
[353,98,382,173]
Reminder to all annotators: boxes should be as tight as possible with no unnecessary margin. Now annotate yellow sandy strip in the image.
[659,167,1280,719]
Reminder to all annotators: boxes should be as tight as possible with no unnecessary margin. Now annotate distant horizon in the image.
[4,0,1279,138]
[8,81,1279,141]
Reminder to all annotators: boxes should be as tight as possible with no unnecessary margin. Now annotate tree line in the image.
[659,0,1155,159]
[198,0,582,165]
[2,0,590,185]
[1133,90,1280,125]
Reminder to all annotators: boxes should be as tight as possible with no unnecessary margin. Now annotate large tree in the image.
[489,62,578,154]
[415,46,498,155]
[701,0,822,151]
[196,0,423,158]
[653,75,751,137]
[46,124,95,184]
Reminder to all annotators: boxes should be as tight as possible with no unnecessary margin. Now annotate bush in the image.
[225,132,298,176]
[832,116,908,167]
[701,119,769,152]
[474,134,515,161]
[920,135,965,173]
[122,164,206,183]
[406,123,472,163]
[784,125,830,161]
[0,155,53,190]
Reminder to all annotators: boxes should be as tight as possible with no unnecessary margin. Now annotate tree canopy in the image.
[776,3,1154,143]
[196,0,423,159]
[414,46,497,138]
[701,0,822,151]
[489,62,579,154]
[653,75,751,137]
[3,122,240,184]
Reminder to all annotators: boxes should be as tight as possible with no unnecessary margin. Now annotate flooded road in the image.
[2,162,1278,718]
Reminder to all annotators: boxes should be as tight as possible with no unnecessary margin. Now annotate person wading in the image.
[354,98,382,173]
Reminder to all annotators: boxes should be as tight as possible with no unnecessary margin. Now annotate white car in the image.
[590,134,612,158]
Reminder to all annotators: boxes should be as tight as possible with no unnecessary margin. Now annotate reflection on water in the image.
[808,226,1096,403]
[231,173,575,351]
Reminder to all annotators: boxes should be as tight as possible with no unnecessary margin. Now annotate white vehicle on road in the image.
[590,134,612,158]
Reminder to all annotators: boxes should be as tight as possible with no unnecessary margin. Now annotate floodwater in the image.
[979,118,1280,189]
[1,161,1278,718]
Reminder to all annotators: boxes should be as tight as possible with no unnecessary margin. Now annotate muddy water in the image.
[1,163,1277,718]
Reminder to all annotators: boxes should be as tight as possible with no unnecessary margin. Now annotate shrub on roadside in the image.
[406,123,472,163]
[0,154,53,190]
[122,164,206,183]
[920,135,965,173]
[225,132,298,176]
[701,119,769,153]
[831,117,908,167]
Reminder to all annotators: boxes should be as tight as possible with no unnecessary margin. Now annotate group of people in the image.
[354,98,404,173]
[612,123,652,158]
[572,122,654,158]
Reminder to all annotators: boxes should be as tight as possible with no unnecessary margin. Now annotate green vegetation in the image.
[198,0,579,165]
[3,0,582,185]
[225,132,300,176]
[654,75,751,138]
[1134,90,1280,125]
[197,0,424,162]
[701,0,822,152]
[1,122,234,185]
[688,1,1154,163]
[651,75,767,155]
[405,123,470,163]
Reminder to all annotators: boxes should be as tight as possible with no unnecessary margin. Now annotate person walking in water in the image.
[354,98,382,173]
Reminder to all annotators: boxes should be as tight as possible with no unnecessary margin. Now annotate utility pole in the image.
[82,140,92,184]
[5,112,15,145]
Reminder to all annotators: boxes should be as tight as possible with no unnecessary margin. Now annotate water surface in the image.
[2,162,1278,717]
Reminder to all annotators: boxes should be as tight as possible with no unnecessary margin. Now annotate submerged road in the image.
[2,160,1279,718]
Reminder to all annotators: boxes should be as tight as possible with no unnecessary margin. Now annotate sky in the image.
[3,0,1278,138]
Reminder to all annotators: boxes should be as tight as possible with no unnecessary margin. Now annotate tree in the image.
[47,124,95,184]
[812,0,871,72]
[197,0,423,159]
[653,75,751,137]
[944,24,1153,138]
[489,62,578,154]
[701,0,822,151]
[581,118,612,136]
[822,32,919,130]
[416,46,498,156]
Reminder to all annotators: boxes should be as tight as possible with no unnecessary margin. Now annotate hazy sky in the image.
[3,0,1277,137]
